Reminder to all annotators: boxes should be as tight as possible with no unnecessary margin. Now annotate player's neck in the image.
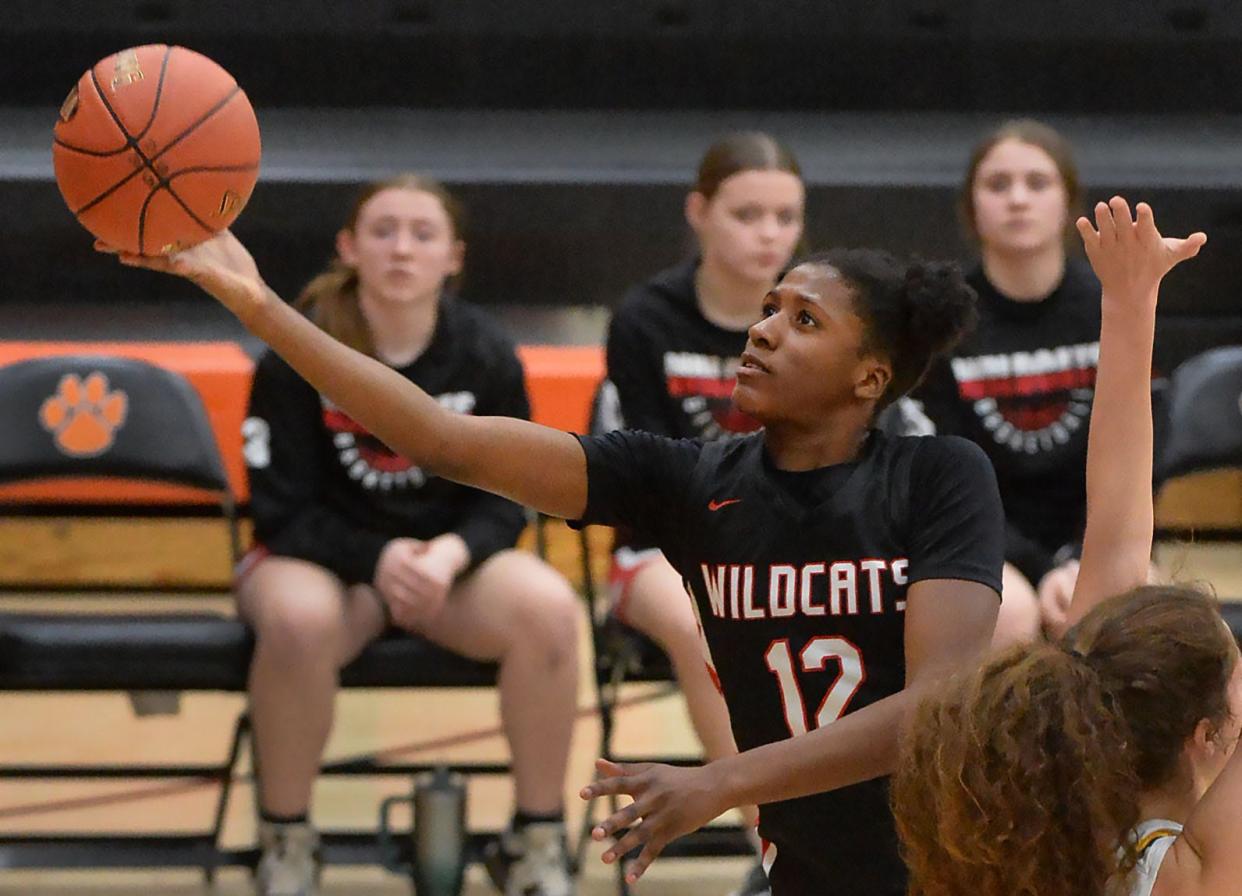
[695,259,767,331]
[980,245,1065,302]
[358,288,439,368]
[1137,784,1195,827]
[764,412,871,471]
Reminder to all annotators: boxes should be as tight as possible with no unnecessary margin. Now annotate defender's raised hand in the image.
[1075,197,1205,309]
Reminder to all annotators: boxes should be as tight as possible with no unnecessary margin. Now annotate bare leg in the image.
[413,550,580,814]
[620,555,759,827]
[237,556,386,816]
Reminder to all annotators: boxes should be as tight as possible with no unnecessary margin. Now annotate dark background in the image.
[3,0,1241,371]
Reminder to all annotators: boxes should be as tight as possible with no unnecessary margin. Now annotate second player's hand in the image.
[580,758,731,883]
[94,230,271,318]
[1075,197,1206,310]
[1037,560,1079,638]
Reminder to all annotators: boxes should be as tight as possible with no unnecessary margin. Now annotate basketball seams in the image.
[133,46,174,142]
[53,136,131,158]
[164,185,215,239]
[87,67,143,158]
[168,163,261,177]
[147,86,246,168]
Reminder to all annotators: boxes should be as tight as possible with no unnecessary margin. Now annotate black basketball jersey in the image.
[575,428,1004,896]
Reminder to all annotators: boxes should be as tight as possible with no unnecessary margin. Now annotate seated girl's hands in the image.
[580,758,732,884]
[374,534,469,630]
[1076,197,1206,310]
[94,230,270,317]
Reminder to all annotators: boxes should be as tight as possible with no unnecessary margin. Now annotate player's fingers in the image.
[1109,196,1135,245]
[1093,201,1115,244]
[592,800,644,841]
[1169,232,1208,265]
[1075,215,1098,244]
[581,766,638,800]
[597,758,637,777]
[582,773,640,802]
[603,815,658,865]
[625,836,669,884]
[1134,202,1158,244]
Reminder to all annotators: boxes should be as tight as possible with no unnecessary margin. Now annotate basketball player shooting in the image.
[98,231,1004,896]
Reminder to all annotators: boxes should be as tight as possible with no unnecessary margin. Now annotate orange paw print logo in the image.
[39,372,129,457]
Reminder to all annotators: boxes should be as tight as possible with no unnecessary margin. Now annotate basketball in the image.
[52,45,261,256]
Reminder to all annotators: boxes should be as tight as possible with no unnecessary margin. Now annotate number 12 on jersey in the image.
[764,637,866,736]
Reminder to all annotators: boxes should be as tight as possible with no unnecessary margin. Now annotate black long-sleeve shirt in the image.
[904,259,1100,586]
[242,296,529,585]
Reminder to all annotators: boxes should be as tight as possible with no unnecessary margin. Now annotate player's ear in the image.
[335,228,358,267]
[854,356,891,402]
[446,238,465,277]
[685,191,708,235]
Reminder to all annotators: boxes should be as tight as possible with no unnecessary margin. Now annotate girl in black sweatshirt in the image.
[236,175,579,896]
[904,120,1099,646]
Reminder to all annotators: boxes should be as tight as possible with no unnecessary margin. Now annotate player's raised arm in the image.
[1065,199,1205,626]
[98,231,589,520]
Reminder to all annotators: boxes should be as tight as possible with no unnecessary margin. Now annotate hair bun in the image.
[901,259,978,358]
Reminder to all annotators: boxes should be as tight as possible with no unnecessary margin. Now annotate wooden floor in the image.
[1,540,1239,895]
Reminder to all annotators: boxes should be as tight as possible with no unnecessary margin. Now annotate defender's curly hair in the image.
[893,586,1237,896]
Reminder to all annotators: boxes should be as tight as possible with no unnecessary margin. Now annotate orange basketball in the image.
[52,45,261,256]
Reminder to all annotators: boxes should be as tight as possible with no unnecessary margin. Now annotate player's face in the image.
[689,169,804,288]
[337,187,464,306]
[734,263,879,424]
[1205,649,1242,789]
[971,139,1069,257]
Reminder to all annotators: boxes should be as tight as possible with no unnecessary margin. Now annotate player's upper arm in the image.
[903,578,999,687]
[1149,836,1205,896]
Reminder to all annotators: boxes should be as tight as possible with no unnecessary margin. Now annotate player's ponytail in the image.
[893,641,1140,896]
[803,249,977,407]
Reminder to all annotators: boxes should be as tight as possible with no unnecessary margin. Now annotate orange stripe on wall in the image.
[0,342,604,506]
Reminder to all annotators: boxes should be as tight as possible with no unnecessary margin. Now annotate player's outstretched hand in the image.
[94,230,270,319]
[580,758,730,883]
[1075,197,1205,311]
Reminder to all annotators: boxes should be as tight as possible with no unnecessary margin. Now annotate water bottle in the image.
[379,767,467,895]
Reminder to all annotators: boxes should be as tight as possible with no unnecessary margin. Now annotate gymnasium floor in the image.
[0,541,1239,895]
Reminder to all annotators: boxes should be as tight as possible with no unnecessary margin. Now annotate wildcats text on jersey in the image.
[700,559,910,621]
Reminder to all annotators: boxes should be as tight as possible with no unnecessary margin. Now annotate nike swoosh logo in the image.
[708,498,742,511]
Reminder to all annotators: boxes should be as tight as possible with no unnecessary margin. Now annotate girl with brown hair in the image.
[232,174,581,896]
[892,198,1241,896]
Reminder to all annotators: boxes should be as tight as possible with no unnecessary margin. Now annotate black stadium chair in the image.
[1155,346,1242,487]
[0,354,502,891]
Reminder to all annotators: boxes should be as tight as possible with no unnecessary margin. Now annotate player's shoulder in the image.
[877,431,992,476]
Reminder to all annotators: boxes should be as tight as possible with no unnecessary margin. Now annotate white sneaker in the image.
[256,820,320,896]
[483,821,575,896]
